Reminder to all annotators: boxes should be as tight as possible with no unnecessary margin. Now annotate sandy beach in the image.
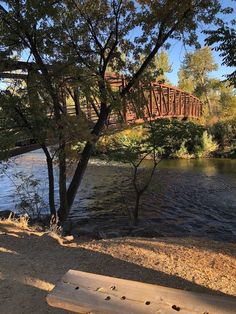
[0,220,235,313]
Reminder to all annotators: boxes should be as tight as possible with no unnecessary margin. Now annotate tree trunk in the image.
[133,193,141,226]
[66,141,94,210]
[58,141,69,222]
[66,103,110,215]
[205,92,212,115]
[41,145,57,221]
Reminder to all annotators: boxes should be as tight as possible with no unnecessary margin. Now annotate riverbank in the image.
[0,220,235,313]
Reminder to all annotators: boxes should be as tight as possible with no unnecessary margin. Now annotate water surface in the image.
[0,150,235,242]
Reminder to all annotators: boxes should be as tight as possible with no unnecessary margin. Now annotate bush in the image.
[97,125,146,153]
[13,172,46,219]
[149,119,205,157]
[174,141,192,159]
[210,118,236,148]
[194,131,218,158]
[98,119,221,159]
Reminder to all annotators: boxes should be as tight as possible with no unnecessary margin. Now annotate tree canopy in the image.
[178,46,218,114]
[0,0,233,222]
[205,18,236,86]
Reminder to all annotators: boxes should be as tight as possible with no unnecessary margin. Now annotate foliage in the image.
[205,19,236,86]
[104,119,221,159]
[194,131,218,158]
[180,47,218,82]
[177,69,195,94]
[174,141,192,159]
[178,43,236,119]
[218,83,236,117]
[154,50,172,84]
[178,47,218,114]
[107,123,160,225]
[150,119,205,157]
[199,80,236,120]
[97,126,146,153]
[210,118,236,148]
[0,0,232,222]
[136,50,172,84]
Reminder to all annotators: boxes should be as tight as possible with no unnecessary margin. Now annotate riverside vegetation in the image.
[97,118,236,159]
[1,117,235,228]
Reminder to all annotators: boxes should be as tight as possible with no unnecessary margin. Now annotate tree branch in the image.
[121,5,193,95]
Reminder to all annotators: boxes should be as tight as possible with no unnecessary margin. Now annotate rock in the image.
[63,235,74,242]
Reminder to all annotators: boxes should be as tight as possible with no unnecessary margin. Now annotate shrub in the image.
[97,125,146,153]
[174,141,192,159]
[149,119,205,157]
[14,173,46,219]
[194,131,218,158]
[210,118,236,148]
[99,119,220,159]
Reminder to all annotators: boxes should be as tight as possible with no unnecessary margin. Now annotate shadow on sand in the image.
[0,222,235,313]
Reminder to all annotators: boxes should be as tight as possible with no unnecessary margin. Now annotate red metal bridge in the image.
[79,75,203,126]
[0,61,203,125]
[0,67,203,157]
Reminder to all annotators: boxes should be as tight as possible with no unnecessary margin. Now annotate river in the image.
[0,150,236,242]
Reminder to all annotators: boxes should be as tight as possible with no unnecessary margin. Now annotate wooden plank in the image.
[47,270,236,314]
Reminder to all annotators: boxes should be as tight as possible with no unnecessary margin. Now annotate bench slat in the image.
[47,270,236,314]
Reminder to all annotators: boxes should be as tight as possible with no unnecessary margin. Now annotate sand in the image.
[0,220,235,313]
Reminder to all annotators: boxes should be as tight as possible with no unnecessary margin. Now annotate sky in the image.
[165,0,236,86]
[1,0,235,88]
[165,38,233,86]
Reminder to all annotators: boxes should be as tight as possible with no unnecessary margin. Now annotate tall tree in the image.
[154,50,172,84]
[217,82,236,117]
[178,68,195,93]
[178,47,218,114]
[0,0,231,223]
[136,50,172,84]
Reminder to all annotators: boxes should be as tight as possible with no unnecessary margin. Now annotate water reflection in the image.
[0,150,236,242]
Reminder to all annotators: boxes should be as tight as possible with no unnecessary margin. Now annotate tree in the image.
[107,124,160,225]
[178,68,195,93]
[216,81,236,118]
[154,50,172,84]
[0,85,91,222]
[0,0,230,223]
[205,18,236,86]
[136,50,172,84]
[178,47,218,114]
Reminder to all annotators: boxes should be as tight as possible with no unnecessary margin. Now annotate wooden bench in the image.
[47,270,236,313]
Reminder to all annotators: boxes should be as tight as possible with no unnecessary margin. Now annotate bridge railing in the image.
[107,79,203,125]
[0,66,203,126]
[72,78,203,126]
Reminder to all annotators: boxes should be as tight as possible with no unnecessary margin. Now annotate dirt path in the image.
[0,220,235,313]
